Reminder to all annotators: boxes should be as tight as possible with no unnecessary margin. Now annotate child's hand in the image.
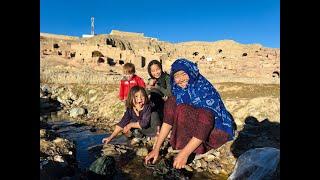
[146,84,155,90]
[102,136,112,144]
[148,79,157,86]
[162,96,168,101]
[123,124,132,134]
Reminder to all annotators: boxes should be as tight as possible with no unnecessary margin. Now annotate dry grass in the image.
[40,64,122,85]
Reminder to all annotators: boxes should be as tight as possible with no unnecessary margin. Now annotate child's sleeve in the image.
[137,77,146,88]
[156,74,172,97]
[139,105,151,129]
[117,109,131,128]
[119,81,124,100]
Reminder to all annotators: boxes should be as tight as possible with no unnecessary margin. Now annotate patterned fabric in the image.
[170,58,234,140]
[163,96,229,154]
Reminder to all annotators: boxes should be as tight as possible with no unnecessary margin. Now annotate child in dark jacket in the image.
[146,60,172,99]
[146,60,172,122]
[103,86,161,147]
[119,63,145,101]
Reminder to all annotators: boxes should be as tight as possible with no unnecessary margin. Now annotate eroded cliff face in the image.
[40,30,279,84]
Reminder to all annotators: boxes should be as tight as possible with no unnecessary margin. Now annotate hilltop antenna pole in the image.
[91,17,94,35]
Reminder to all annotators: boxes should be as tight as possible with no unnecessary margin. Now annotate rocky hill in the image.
[40,30,279,84]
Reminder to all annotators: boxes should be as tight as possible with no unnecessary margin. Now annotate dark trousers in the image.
[133,111,161,138]
[149,91,165,122]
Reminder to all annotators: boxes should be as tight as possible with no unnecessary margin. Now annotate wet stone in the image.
[40,129,46,138]
[184,165,193,172]
[136,147,148,157]
[204,154,215,162]
[200,159,208,169]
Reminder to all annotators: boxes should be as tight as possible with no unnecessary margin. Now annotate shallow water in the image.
[45,118,227,179]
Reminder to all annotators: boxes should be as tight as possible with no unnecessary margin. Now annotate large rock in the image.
[89,156,116,177]
[228,147,280,180]
[69,107,86,118]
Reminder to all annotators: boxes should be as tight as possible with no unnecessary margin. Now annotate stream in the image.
[42,114,227,180]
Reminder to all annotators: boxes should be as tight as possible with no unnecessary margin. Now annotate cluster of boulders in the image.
[40,84,125,128]
[40,126,76,179]
[40,84,88,118]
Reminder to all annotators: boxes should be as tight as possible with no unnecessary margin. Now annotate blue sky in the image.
[40,0,279,48]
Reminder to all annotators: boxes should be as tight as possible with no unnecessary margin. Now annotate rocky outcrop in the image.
[40,31,279,84]
[40,126,76,179]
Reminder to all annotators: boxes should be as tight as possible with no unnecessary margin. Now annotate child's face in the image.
[133,90,145,108]
[123,71,133,80]
[150,64,162,79]
[173,70,189,89]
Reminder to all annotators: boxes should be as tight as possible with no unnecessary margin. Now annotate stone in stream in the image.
[53,155,65,163]
[199,159,208,169]
[69,107,86,118]
[41,85,51,94]
[144,156,194,179]
[88,155,116,177]
[184,165,193,172]
[40,129,46,138]
[204,154,215,162]
[136,147,148,157]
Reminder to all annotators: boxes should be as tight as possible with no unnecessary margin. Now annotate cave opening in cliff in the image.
[242,53,248,57]
[92,51,104,57]
[106,39,116,47]
[58,51,62,55]
[272,71,280,78]
[70,52,76,58]
[119,60,124,65]
[106,39,112,45]
[218,49,223,53]
[107,57,116,66]
[141,56,146,68]
[53,44,59,48]
[97,57,105,63]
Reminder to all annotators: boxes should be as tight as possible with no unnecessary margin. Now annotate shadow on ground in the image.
[231,116,280,158]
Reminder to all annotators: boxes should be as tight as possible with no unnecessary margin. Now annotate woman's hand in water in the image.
[173,151,189,169]
[102,136,112,144]
[145,149,160,165]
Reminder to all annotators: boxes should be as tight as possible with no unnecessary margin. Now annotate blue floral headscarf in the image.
[170,58,235,140]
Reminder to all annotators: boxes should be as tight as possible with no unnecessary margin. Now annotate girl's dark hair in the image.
[125,86,149,109]
[147,60,163,78]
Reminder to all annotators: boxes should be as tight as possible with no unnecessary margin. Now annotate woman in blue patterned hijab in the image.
[145,58,235,169]
[170,58,235,139]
